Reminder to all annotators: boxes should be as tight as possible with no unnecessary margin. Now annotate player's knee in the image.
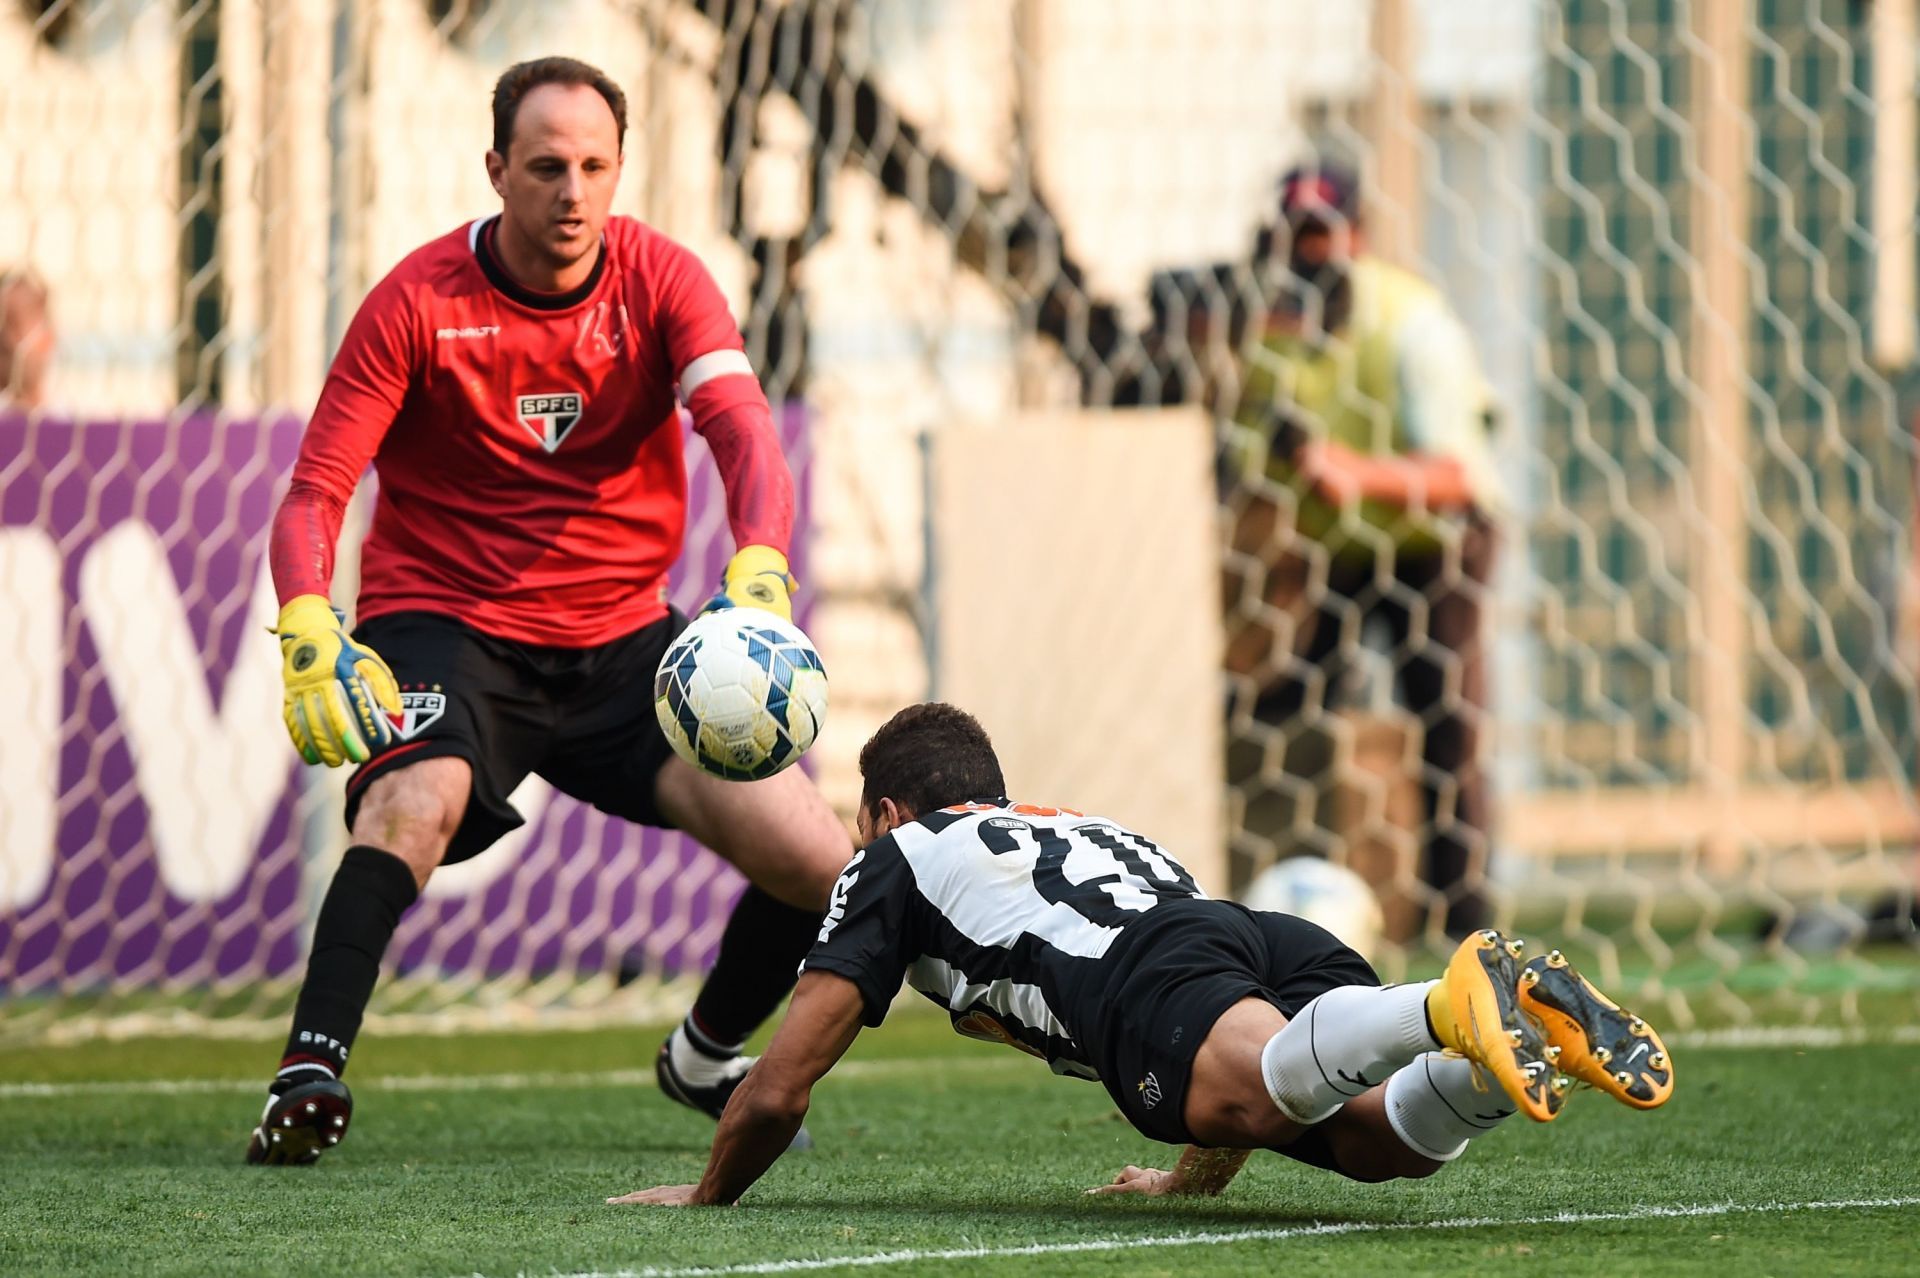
[1327,1133,1448,1183]
[1186,1088,1296,1148]
[1339,1153,1446,1184]
[802,834,852,898]
[353,759,470,881]
[785,783,853,881]
[1184,999,1297,1146]
[766,790,853,909]
[1398,1154,1446,1180]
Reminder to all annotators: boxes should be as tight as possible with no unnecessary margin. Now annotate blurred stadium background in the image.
[3,0,1918,1045]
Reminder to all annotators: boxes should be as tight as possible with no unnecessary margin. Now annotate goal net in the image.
[2,0,1917,1042]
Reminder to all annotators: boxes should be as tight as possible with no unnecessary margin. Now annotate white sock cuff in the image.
[276,1061,337,1080]
[1385,1068,1470,1162]
[1384,1051,1513,1163]
[1399,980,1443,1049]
[671,1022,745,1088]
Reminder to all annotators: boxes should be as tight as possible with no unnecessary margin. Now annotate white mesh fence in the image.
[2,0,1917,1041]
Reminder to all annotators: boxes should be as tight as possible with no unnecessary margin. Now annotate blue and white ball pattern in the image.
[653,608,828,781]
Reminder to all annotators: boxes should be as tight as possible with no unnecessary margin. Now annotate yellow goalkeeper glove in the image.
[701,544,797,621]
[275,594,402,767]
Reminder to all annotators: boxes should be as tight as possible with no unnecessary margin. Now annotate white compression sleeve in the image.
[1384,1051,1516,1161]
[1259,982,1440,1124]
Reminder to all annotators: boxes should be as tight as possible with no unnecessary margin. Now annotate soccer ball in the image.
[1242,857,1385,960]
[653,608,828,781]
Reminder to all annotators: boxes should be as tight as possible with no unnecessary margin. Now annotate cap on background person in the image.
[1278,163,1362,232]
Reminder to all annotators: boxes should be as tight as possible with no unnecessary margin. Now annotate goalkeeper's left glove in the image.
[702,544,797,621]
[275,594,403,767]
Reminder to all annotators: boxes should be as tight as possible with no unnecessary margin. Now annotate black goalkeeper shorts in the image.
[1093,898,1379,1146]
[342,609,690,864]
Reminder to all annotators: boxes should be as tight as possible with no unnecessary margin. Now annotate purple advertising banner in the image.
[0,407,809,996]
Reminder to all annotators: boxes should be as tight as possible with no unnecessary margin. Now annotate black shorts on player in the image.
[344,608,692,860]
[1087,898,1380,1147]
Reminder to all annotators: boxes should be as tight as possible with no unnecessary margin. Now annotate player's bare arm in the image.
[609,970,866,1206]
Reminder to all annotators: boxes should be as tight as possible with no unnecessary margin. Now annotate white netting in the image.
[3,0,1918,1041]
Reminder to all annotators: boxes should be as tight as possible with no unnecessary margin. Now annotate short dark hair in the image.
[859,703,1006,820]
[491,57,628,156]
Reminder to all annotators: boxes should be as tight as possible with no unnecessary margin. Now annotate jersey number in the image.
[976,820,1199,926]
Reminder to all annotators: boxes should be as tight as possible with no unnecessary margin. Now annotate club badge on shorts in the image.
[389,688,447,740]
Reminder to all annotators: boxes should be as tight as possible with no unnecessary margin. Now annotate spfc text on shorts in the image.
[391,690,447,740]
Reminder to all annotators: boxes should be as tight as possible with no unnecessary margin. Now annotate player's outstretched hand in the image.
[701,544,796,620]
[274,594,402,767]
[1085,1165,1182,1197]
[606,1184,702,1207]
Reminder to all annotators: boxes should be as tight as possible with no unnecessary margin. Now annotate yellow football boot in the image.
[1518,950,1674,1110]
[1426,929,1571,1122]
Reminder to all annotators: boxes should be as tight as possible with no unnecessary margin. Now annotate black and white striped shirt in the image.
[800,798,1205,1080]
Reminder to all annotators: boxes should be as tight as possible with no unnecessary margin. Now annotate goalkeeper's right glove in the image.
[275,594,402,767]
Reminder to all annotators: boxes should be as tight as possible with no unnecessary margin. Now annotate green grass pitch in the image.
[1,1006,1916,1277]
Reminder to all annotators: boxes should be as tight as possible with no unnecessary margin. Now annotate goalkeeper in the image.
[610,703,1673,1208]
[247,56,851,1165]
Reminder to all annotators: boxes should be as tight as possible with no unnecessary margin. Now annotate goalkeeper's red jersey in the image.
[273,215,790,647]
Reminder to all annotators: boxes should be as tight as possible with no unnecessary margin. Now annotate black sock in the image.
[678,1013,743,1060]
[688,886,825,1047]
[272,846,419,1093]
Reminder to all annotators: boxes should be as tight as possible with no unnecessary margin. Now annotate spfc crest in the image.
[390,690,446,740]
[515,392,583,453]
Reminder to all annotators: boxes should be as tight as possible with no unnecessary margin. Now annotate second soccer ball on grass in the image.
[654,608,828,781]
[1241,857,1385,961]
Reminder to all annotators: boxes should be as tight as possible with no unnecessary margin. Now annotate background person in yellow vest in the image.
[1229,164,1505,940]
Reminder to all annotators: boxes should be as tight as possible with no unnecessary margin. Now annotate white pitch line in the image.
[513,1197,1920,1278]
[5,1021,1918,1101]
